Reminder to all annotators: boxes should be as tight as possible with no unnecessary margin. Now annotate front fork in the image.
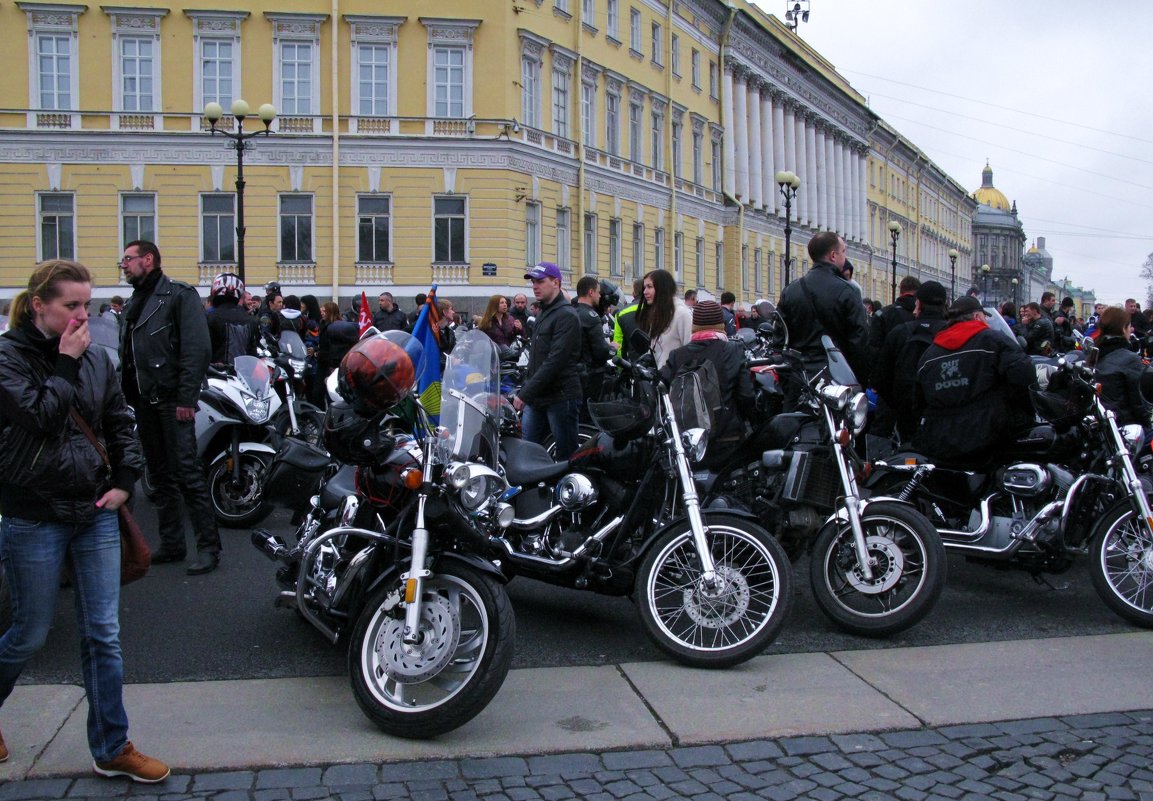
[400,437,435,646]
[1104,405,1153,540]
[659,392,718,587]
[824,406,875,581]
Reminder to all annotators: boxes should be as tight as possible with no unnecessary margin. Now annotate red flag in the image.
[358,291,372,336]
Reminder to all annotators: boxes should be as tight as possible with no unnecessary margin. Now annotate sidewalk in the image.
[3,631,1151,781]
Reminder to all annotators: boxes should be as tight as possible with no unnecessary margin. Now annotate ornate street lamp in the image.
[784,1,810,34]
[1011,277,1019,310]
[980,263,991,304]
[204,99,277,283]
[887,220,901,303]
[947,248,959,302]
[776,170,801,287]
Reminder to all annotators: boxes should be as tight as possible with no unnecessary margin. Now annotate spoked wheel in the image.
[207,452,273,528]
[275,403,326,449]
[1089,500,1153,628]
[349,562,515,739]
[810,501,945,637]
[636,513,793,668]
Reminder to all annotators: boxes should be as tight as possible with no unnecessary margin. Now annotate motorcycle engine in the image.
[999,464,1051,497]
[555,473,598,511]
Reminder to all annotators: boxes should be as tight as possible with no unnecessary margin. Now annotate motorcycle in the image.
[252,330,516,738]
[862,346,1153,629]
[497,330,794,668]
[700,335,947,637]
[268,328,325,447]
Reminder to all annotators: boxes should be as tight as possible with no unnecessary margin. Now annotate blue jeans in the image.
[0,511,128,762]
[523,398,581,460]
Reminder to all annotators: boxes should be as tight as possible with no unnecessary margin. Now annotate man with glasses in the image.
[913,295,1035,465]
[119,240,222,575]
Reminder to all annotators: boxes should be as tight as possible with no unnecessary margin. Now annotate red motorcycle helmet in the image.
[337,331,421,415]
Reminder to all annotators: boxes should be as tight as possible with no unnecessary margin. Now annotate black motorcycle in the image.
[700,335,947,637]
[862,347,1153,629]
[252,331,516,739]
[495,331,794,668]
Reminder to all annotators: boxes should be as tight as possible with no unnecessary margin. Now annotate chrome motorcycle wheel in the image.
[349,562,515,739]
[1089,500,1153,628]
[637,514,793,669]
[207,452,273,528]
[810,501,946,637]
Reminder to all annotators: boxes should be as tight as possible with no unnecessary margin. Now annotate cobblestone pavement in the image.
[4,710,1151,801]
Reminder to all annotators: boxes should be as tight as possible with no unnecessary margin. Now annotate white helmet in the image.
[211,272,245,301]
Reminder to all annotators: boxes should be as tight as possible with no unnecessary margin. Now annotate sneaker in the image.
[0,728,8,763]
[93,741,170,783]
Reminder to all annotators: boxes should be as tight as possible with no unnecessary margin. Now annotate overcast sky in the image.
[751,0,1153,306]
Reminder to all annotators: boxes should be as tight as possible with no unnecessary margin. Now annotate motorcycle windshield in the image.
[278,330,308,359]
[821,335,861,389]
[436,330,502,467]
[233,355,272,399]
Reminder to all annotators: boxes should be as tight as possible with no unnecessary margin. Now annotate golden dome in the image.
[974,162,1011,212]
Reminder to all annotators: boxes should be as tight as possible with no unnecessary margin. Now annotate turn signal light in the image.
[837,427,851,447]
[401,468,423,490]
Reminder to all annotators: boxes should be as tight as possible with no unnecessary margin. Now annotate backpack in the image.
[892,320,945,414]
[669,357,724,432]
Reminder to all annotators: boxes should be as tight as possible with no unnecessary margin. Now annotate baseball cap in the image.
[915,280,947,306]
[947,295,983,319]
[524,262,562,281]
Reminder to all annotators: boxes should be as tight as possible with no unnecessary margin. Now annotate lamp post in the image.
[1011,277,1019,310]
[947,248,959,302]
[203,99,277,283]
[980,264,991,304]
[776,170,800,287]
[887,220,901,303]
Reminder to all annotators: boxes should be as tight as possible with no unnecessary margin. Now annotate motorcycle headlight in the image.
[290,358,307,375]
[447,462,471,489]
[245,396,271,423]
[820,384,853,410]
[452,464,506,512]
[847,392,869,431]
[1121,424,1144,455]
[682,428,709,464]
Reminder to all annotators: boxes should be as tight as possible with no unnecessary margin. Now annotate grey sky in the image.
[753,0,1153,306]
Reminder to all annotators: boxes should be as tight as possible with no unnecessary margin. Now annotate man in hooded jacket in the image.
[914,295,1035,465]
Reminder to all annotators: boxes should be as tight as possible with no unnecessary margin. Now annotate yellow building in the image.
[0,0,953,314]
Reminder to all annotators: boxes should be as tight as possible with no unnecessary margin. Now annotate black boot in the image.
[186,552,220,576]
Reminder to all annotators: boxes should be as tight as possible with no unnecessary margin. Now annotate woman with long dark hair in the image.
[634,269,692,368]
[478,294,519,347]
[0,261,168,783]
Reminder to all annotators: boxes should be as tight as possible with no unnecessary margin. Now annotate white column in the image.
[814,126,827,230]
[834,138,846,236]
[772,97,786,215]
[722,69,736,198]
[793,113,807,225]
[857,149,868,244]
[804,115,818,228]
[760,93,774,214]
[734,71,749,204]
[748,81,763,209]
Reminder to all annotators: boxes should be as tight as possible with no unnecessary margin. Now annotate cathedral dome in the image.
[973,163,1011,212]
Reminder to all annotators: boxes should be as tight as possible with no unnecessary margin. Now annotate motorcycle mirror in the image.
[1083,342,1100,369]
[628,327,652,355]
[754,300,776,319]
[821,335,860,388]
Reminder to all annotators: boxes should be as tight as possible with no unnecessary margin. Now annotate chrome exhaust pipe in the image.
[251,529,291,562]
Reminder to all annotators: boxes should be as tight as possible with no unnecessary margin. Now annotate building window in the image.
[650,109,664,171]
[709,61,718,99]
[654,227,665,272]
[584,213,598,273]
[741,245,749,290]
[581,78,596,146]
[190,11,244,116]
[606,0,619,39]
[36,34,73,110]
[673,231,684,280]
[434,197,467,263]
[357,44,392,116]
[691,49,701,89]
[695,237,705,286]
[582,0,595,25]
[522,55,541,128]
[671,118,682,177]
[433,47,466,117]
[711,139,722,192]
[201,194,235,263]
[555,0,569,14]
[651,22,662,65]
[279,195,314,263]
[279,41,315,116]
[39,193,75,261]
[121,194,156,248]
[629,8,642,53]
[422,19,481,120]
[754,248,763,294]
[526,202,541,267]
[715,242,724,290]
[201,39,234,108]
[357,195,392,263]
[632,222,644,280]
[118,37,155,112]
[609,218,622,276]
[670,34,680,76]
[628,98,643,162]
[552,67,570,137]
[556,208,571,273]
[605,88,620,155]
[692,130,704,185]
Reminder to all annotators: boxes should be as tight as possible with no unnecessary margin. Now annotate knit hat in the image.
[692,300,725,328]
[916,280,947,307]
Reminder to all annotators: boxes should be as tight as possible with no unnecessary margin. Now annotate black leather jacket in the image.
[122,272,212,407]
[778,261,872,383]
[519,293,581,406]
[0,323,143,523]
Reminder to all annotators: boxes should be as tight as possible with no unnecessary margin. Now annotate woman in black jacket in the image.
[1095,306,1153,429]
[0,261,168,783]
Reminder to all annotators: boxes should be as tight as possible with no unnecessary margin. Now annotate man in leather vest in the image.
[120,240,221,575]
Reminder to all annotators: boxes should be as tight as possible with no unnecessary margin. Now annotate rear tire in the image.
[809,501,945,637]
[349,562,515,739]
[207,452,273,528]
[1089,500,1153,628]
[636,513,793,668]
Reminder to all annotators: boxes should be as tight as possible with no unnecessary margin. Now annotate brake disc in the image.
[844,534,905,594]
[374,593,461,683]
[683,565,750,629]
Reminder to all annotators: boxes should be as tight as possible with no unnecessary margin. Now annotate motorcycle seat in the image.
[501,437,571,486]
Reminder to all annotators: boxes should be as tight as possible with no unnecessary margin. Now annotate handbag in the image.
[69,408,152,585]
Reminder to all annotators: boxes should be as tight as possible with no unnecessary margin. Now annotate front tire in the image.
[349,562,515,739]
[809,501,945,637]
[274,403,325,448]
[637,514,793,668]
[207,452,273,528]
[1089,500,1153,628]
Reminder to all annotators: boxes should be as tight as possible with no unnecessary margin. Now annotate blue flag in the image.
[410,285,442,423]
